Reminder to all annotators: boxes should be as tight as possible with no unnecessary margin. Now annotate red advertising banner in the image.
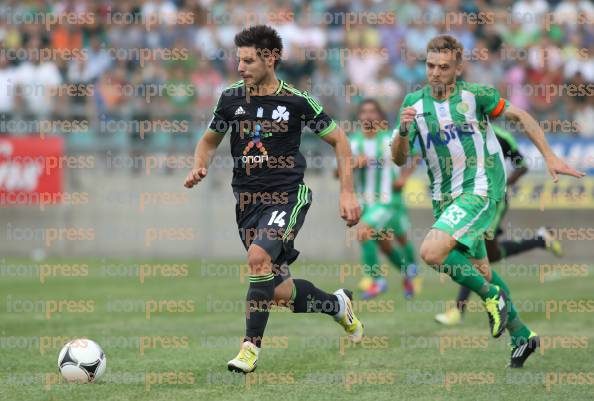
[0,136,64,206]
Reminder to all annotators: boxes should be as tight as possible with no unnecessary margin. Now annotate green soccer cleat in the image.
[484,286,508,338]
[509,332,540,368]
[334,289,364,343]
[227,341,259,374]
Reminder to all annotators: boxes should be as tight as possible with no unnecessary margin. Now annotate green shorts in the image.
[432,194,499,260]
[362,203,410,237]
[486,195,509,239]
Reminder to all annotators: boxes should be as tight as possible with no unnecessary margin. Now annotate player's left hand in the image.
[184,167,208,188]
[545,155,586,183]
[339,191,361,227]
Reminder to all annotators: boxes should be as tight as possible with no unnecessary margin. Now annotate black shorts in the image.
[235,184,312,286]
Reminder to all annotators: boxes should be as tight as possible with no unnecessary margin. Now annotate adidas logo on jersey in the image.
[234,106,246,116]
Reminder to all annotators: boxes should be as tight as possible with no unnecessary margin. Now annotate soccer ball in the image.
[358,276,374,292]
[58,339,106,383]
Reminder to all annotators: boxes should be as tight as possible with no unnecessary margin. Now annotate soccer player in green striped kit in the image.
[349,99,421,300]
[392,35,585,367]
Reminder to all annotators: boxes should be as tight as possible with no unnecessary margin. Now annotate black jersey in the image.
[208,80,336,193]
[493,125,525,169]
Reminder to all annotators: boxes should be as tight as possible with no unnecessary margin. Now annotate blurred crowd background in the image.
[0,0,593,160]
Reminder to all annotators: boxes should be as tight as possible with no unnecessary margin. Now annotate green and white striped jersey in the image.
[350,130,402,207]
[394,81,508,202]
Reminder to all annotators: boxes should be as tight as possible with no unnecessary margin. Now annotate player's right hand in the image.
[356,155,369,168]
[184,167,207,188]
[399,107,416,135]
[545,155,586,183]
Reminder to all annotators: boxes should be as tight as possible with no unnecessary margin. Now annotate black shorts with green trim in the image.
[235,184,312,286]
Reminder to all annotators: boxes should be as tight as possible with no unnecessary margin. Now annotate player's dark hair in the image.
[234,25,283,69]
[426,35,464,63]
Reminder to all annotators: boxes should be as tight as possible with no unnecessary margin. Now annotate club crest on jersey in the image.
[456,102,470,114]
[272,105,289,122]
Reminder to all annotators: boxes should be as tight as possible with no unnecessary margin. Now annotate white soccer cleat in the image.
[435,308,462,326]
[227,341,259,374]
[333,289,364,343]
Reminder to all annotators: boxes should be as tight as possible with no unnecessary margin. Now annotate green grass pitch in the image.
[1,258,592,400]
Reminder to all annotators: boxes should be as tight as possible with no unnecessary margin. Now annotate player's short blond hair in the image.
[426,35,464,63]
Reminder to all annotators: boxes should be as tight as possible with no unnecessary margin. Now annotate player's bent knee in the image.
[273,278,294,306]
[247,245,272,275]
[419,242,446,266]
[420,229,456,266]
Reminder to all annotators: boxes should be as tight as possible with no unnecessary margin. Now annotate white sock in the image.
[333,291,346,320]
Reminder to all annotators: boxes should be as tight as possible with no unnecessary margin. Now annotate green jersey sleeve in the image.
[474,84,509,119]
[300,92,337,137]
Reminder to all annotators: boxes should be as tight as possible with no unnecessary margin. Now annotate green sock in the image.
[402,242,416,267]
[507,317,532,346]
[361,240,381,278]
[387,247,404,273]
[490,270,532,345]
[437,249,498,300]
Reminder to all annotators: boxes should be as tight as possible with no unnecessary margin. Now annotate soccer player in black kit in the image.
[184,25,364,373]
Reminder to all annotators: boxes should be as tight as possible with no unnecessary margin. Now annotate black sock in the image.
[244,274,275,348]
[456,286,472,314]
[291,279,340,316]
[499,238,545,258]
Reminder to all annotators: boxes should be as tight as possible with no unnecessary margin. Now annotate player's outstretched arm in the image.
[184,129,225,188]
[320,126,361,227]
[392,106,416,166]
[503,104,586,182]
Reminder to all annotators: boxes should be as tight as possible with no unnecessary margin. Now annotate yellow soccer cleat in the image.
[435,308,462,326]
[227,341,259,374]
[358,276,374,292]
[412,276,423,295]
[537,227,563,258]
[360,277,388,300]
[484,286,508,338]
[333,289,364,343]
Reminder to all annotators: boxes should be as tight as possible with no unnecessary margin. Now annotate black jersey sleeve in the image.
[300,92,337,137]
[508,147,526,169]
[495,127,525,169]
[208,92,230,135]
